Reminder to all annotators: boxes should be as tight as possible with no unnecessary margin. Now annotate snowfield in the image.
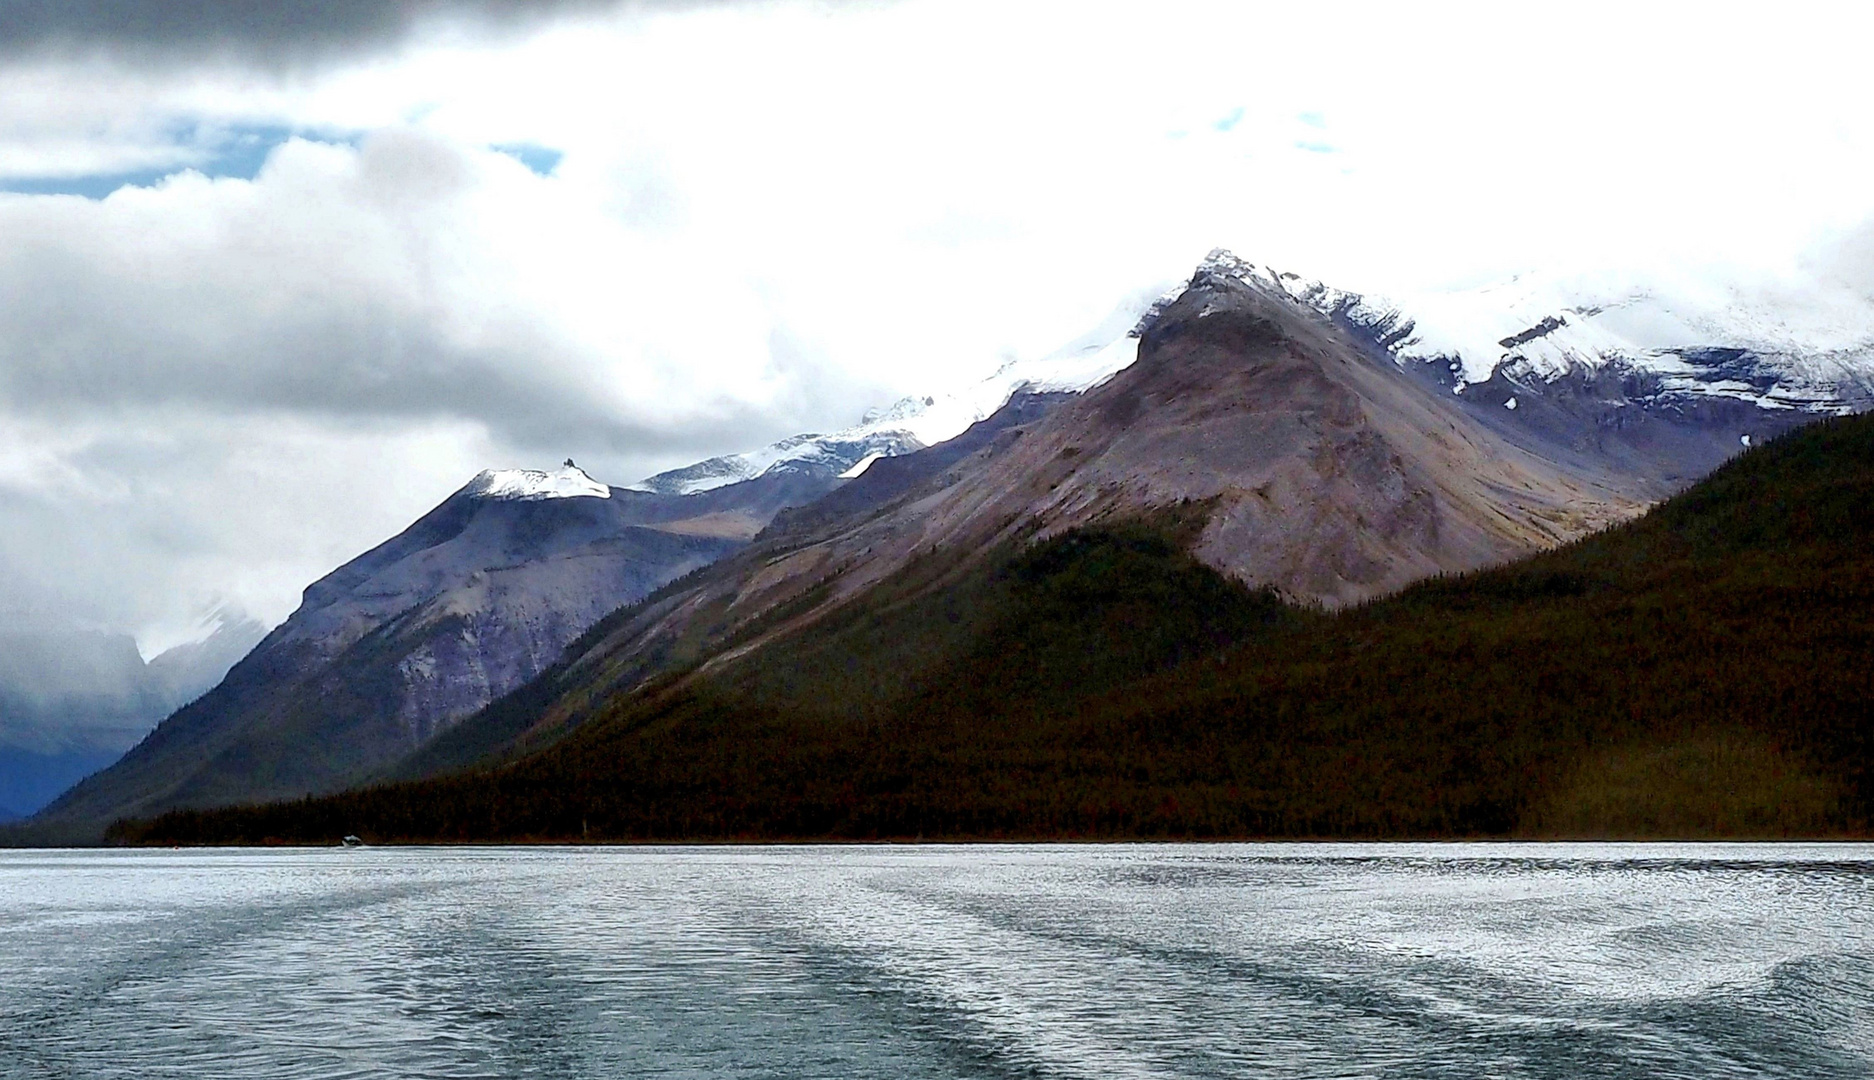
[466,464,612,501]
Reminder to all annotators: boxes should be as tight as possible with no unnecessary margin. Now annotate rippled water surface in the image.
[4,844,1874,1078]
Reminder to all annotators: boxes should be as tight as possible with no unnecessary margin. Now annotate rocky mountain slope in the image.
[397,249,1874,784]
[28,249,1874,840]
[502,257,1657,721]
[20,464,845,840]
[133,407,1874,843]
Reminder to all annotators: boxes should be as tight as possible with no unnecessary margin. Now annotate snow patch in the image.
[633,300,1150,496]
[466,464,610,501]
[1197,248,1874,412]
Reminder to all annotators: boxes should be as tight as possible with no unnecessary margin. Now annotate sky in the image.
[1,0,1871,653]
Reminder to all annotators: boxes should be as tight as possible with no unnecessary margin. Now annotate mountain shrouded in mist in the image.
[0,611,265,819]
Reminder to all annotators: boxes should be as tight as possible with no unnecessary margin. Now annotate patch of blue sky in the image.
[1295,140,1336,154]
[0,123,360,199]
[1,169,182,200]
[1297,111,1327,129]
[492,143,563,176]
[1213,107,1245,133]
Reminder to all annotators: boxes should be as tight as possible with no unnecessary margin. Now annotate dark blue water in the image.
[3,844,1872,1078]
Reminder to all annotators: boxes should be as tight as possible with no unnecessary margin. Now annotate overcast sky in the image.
[2,0,1872,652]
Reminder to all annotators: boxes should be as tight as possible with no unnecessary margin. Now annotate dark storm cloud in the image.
[0,0,655,67]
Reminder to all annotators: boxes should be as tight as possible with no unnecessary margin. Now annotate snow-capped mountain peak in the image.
[1187,248,1874,415]
[630,296,1158,497]
[630,248,1874,503]
[465,463,610,501]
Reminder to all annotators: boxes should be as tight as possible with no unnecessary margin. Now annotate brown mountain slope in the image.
[847,262,1640,606]
[419,260,1649,763]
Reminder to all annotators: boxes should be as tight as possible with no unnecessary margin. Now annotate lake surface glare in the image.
[2,844,1872,1079]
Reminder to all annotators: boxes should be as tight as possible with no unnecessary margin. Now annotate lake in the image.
[2,844,1871,1078]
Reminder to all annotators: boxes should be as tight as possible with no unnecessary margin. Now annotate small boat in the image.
[341,835,364,848]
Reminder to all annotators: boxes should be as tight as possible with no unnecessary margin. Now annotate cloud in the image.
[0,0,1872,655]
[0,128,869,458]
[0,0,646,69]
[0,120,898,642]
[0,407,496,634]
[1814,218,1874,299]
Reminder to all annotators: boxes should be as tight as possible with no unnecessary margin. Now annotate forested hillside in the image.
[120,413,1874,843]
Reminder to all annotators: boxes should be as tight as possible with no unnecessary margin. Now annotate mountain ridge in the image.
[15,466,853,841]
[20,247,1874,841]
[121,410,1874,843]
[534,253,1654,706]
[370,256,1677,776]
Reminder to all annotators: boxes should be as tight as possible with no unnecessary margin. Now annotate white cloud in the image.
[0,409,494,637]
[1,0,1872,648]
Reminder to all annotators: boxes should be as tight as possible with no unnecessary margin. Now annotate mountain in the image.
[1205,251,1871,493]
[1328,260,1874,415]
[376,387,1083,783]
[628,307,1147,496]
[454,252,1656,723]
[19,464,855,841]
[40,249,1874,842]
[143,609,274,708]
[320,252,1738,785]
[646,249,1874,509]
[11,302,1153,842]
[129,407,1874,843]
[0,612,265,819]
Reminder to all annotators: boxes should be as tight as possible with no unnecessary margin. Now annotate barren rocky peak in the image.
[877,261,1640,605]
[579,262,1650,691]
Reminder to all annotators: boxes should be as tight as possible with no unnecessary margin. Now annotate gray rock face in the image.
[27,466,841,839]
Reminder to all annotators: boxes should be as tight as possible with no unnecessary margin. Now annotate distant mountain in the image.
[22,464,849,840]
[0,612,266,819]
[629,312,1146,496]
[134,385,1874,843]
[144,610,273,709]
[41,249,1874,843]
[368,252,1701,777]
